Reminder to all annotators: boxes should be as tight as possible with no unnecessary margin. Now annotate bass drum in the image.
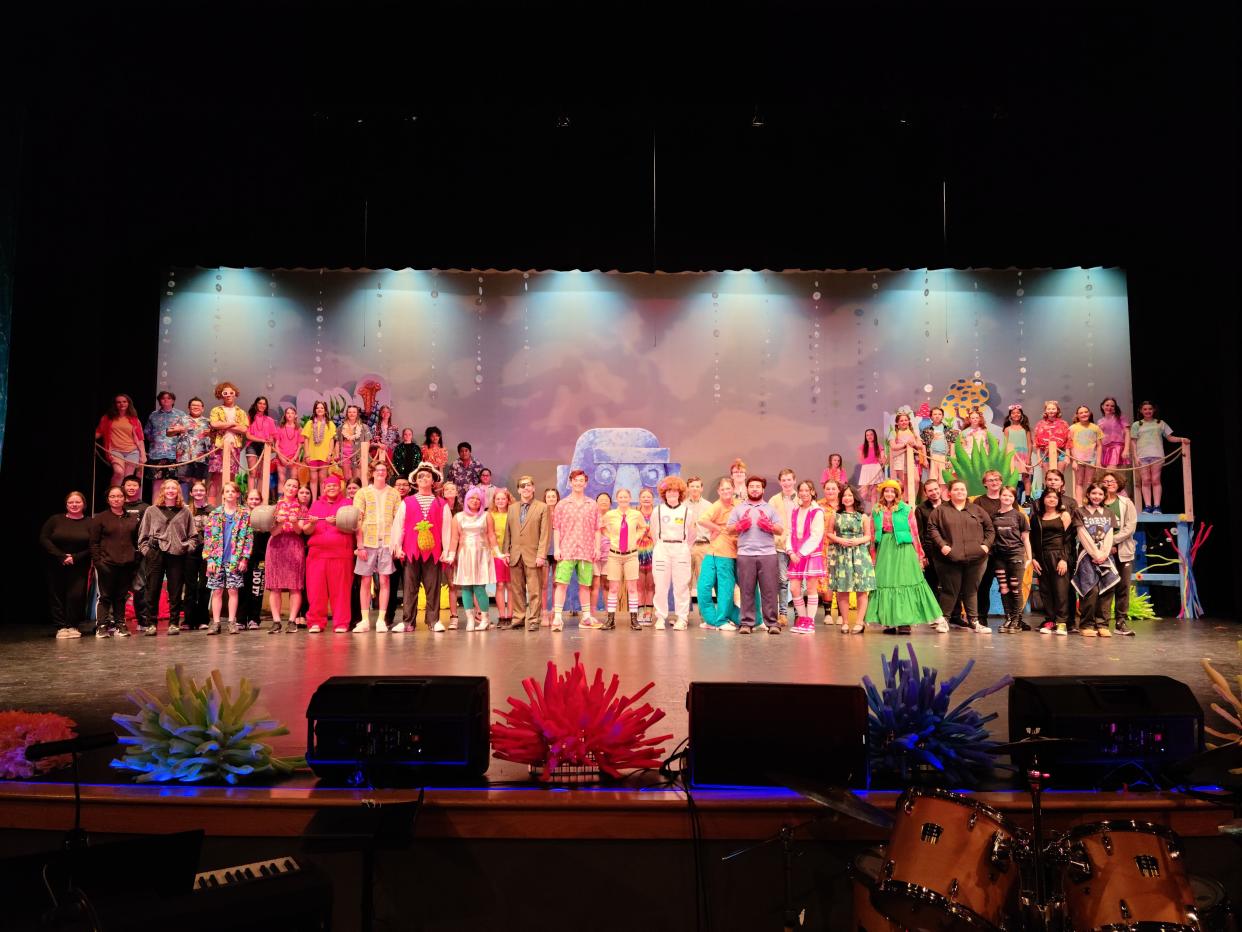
[1054,820,1198,931]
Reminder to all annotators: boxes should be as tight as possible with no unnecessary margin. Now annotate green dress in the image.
[864,506,943,626]
[827,511,876,593]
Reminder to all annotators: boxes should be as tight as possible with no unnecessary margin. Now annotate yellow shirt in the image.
[702,500,739,559]
[353,485,401,549]
[209,405,250,449]
[301,419,337,462]
[492,510,508,548]
[604,508,647,551]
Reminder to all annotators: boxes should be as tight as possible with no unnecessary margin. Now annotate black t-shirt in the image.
[991,508,1029,555]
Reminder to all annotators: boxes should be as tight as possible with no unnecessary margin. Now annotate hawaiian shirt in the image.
[145,407,186,460]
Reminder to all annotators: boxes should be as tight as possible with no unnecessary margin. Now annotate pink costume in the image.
[1032,417,1070,466]
[305,487,354,631]
[820,466,846,486]
[1099,414,1128,467]
[275,424,302,461]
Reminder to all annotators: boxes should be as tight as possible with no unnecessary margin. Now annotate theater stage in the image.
[3,617,1241,931]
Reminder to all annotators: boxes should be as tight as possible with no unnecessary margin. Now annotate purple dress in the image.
[265,499,308,589]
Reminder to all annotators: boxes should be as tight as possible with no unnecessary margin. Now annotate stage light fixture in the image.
[556,113,571,128]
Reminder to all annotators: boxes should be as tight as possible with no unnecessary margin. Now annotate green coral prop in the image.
[940,432,1020,497]
[1126,586,1157,621]
[111,665,305,784]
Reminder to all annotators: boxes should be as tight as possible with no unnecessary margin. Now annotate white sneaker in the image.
[308,624,322,633]
[972,621,992,634]
[433,621,446,633]
[353,620,371,633]
[933,618,950,633]
[654,618,666,630]
[375,619,389,633]
[390,622,408,633]
[581,614,595,628]
[465,614,476,631]
[718,622,739,632]
[55,627,82,639]
[672,619,687,631]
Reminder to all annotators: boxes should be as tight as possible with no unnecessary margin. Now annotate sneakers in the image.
[56,627,82,639]
[206,622,222,635]
[246,620,260,630]
[228,621,242,634]
[791,617,815,635]
[167,624,181,635]
[308,624,322,633]
[95,626,112,639]
[354,620,372,633]
[526,621,541,631]
[433,621,447,633]
[718,622,739,632]
[268,622,283,634]
[972,621,992,634]
[654,618,666,630]
[143,625,158,636]
[551,616,563,632]
[767,624,781,635]
[1081,627,1097,637]
[1098,627,1113,638]
[1055,623,1068,636]
[375,619,389,633]
[496,618,513,631]
[332,625,349,633]
[113,626,130,638]
[448,617,459,630]
[932,618,950,633]
[197,623,210,631]
[580,616,604,629]
[390,622,408,633]
[1115,621,1135,636]
[1040,621,1054,635]
[738,625,752,635]
[672,619,688,631]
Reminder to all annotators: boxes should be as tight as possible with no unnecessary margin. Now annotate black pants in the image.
[1101,560,1132,625]
[1036,549,1070,626]
[47,561,91,633]
[403,558,441,628]
[238,558,267,623]
[989,550,1027,617]
[182,552,209,629]
[1079,584,1107,630]
[144,549,186,627]
[385,561,404,624]
[922,557,940,600]
[350,573,363,624]
[96,561,136,629]
[976,563,995,620]
[933,558,989,623]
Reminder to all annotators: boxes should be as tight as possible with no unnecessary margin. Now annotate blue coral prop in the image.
[862,643,1012,787]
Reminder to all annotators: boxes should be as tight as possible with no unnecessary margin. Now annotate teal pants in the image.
[697,555,739,627]
[462,584,489,612]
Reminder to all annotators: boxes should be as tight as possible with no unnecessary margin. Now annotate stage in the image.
[3,616,1241,930]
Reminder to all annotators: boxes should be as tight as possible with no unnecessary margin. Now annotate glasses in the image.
[519,482,533,488]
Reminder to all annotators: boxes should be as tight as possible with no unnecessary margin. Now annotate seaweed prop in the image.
[862,643,1012,787]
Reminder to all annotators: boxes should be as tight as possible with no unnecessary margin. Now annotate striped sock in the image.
[805,592,819,620]
[607,594,618,613]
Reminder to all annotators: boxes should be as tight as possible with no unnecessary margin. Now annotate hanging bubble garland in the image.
[855,303,866,412]
[921,271,933,400]
[711,286,721,406]
[1016,270,1028,398]
[522,272,531,381]
[428,271,439,400]
[160,269,175,390]
[475,275,485,392]
[375,276,384,356]
[265,272,277,391]
[1084,269,1095,391]
[211,270,222,382]
[971,273,982,384]
[313,270,324,386]
[810,279,822,413]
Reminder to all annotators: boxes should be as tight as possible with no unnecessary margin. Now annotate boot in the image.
[601,611,616,631]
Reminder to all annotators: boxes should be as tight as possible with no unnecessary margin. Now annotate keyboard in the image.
[194,856,301,890]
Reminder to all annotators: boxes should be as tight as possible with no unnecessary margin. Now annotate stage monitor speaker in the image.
[1008,675,1203,787]
[307,676,489,785]
[687,682,868,788]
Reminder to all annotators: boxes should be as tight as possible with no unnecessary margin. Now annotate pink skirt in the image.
[789,553,826,580]
[265,533,306,589]
[494,557,511,583]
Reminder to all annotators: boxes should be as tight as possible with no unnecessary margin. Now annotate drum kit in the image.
[778,735,1236,931]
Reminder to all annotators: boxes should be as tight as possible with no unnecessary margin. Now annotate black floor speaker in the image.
[687,682,868,788]
[306,675,490,785]
[1008,675,1203,787]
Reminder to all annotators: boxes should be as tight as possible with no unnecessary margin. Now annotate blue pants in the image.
[697,555,739,627]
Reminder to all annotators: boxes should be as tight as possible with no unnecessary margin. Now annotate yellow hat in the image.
[876,479,903,494]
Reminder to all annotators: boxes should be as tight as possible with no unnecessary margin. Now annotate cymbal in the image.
[771,773,894,830]
[1171,742,1242,776]
[989,735,1088,756]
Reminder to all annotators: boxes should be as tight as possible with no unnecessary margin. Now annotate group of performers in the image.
[39,385,1186,639]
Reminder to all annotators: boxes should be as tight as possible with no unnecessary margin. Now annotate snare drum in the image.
[850,848,902,932]
[1190,875,1237,932]
[874,787,1024,932]
[1054,820,1197,931]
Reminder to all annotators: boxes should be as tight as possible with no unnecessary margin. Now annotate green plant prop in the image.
[112,665,305,784]
[1202,645,1242,773]
[1126,585,1157,621]
[940,432,1019,497]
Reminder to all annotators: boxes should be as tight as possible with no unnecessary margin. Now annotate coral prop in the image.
[0,711,77,779]
[940,432,1019,497]
[491,652,673,781]
[112,665,305,784]
[862,643,1012,787]
[1126,585,1158,621]
[1202,650,1242,774]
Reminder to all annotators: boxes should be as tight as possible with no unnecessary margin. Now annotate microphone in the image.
[25,733,119,761]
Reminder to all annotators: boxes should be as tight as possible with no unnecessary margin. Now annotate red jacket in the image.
[96,415,143,453]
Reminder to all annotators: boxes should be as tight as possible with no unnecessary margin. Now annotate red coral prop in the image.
[0,711,78,779]
[490,652,673,781]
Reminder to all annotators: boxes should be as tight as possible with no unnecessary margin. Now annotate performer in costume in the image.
[888,410,927,496]
[696,477,740,631]
[788,480,827,634]
[1031,400,1070,498]
[1068,405,1104,504]
[96,394,146,488]
[827,484,876,634]
[990,486,1032,633]
[551,469,600,633]
[500,476,550,632]
[391,465,453,633]
[301,400,336,501]
[959,408,989,456]
[816,479,843,626]
[264,476,308,633]
[651,475,693,631]
[490,487,513,627]
[207,382,249,505]
[1130,400,1188,513]
[726,476,784,635]
[636,487,657,625]
[1099,471,1137,636]
[866,479,945,633]
[857,429,886,509]
[769,469,799,626]
[273,406,303,488]
[351,461,400,632]
[1073,482,1121,636]
[1030,488,1074,635]
[452,486,498,631]
[927,478,995,634]
[920,408,959,486]
[144,391,185,499]
[201,480,253,635]
[238,488,269,630]
[820,453,847,488]
[338,404,372,486]
[1098,397,1132,470]
[1002,404,1033,501]
[303,474,351,633]
[391,427,422,481]
[244,396,277,493]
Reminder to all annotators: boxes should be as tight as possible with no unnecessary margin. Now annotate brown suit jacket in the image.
[502,499,550,567]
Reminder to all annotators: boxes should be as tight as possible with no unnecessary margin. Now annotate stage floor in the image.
[2,614,1239,783]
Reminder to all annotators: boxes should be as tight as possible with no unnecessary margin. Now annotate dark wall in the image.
[5,3,1238,617]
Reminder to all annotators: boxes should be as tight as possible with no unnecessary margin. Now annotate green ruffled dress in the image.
[864,505,942,626]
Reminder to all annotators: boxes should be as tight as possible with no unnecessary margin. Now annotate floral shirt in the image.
[145,408,186,460]
[553,495,600,561]
[446,458,485,494]
[174,414,212,464]
[203,506,254,573]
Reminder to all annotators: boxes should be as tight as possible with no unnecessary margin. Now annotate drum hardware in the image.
[723,818,835,932]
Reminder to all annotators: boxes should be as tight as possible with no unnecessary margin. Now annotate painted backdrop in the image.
[157,267,1130,493]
